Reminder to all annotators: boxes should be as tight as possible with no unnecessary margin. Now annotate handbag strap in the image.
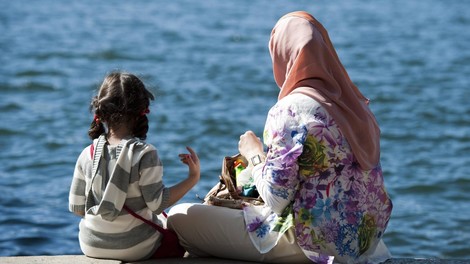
[123,205,168,234]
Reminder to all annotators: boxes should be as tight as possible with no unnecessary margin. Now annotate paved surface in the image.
[0,255,469,264]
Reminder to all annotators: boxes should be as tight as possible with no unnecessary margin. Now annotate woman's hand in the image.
[178,146,200,183]
[238,131,264,162]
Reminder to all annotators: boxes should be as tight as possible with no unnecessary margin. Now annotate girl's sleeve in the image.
[69,148,88,215]
[253,105,307,215]
[139,148,170,214]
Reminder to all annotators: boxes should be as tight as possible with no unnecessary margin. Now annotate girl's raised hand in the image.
[178,146,200,181]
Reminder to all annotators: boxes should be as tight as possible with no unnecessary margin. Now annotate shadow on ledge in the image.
[0,255,469,264]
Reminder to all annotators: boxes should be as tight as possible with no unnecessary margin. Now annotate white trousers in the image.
[167,203,310,263]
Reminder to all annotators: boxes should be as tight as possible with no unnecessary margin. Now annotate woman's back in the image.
[265,93,392,262]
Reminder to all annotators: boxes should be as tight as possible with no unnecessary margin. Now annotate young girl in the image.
[69,72,200,261]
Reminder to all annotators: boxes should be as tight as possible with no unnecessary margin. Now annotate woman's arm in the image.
[239,108,306,215]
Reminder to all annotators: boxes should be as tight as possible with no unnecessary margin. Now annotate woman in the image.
[168,11,392,264]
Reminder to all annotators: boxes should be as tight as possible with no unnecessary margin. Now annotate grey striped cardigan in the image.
[69,135,170,261]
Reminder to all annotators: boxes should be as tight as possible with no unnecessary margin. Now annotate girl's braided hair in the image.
[88,72,155,140]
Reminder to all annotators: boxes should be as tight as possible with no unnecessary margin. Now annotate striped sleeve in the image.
[69,147,88,215]
[138,148,170,214]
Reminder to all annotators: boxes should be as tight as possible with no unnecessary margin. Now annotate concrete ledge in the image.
[0,255,469,264]
[0,255,256,264]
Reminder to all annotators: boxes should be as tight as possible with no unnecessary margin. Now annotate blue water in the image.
[1,0,469,259]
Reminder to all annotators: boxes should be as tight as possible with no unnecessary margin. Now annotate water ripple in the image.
[1,0,470,259]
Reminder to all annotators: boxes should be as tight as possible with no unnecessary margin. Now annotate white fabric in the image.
[168,203,310,264]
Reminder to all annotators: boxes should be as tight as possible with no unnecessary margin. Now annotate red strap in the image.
[90,143,95,158]
[123,205,167,234]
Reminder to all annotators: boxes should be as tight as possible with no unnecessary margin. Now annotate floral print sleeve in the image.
[244,94,393,264]
[243,99,309,254]
[253,101,308,215]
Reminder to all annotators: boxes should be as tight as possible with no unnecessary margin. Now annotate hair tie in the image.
[94,114,100,123]
[141,108,150,116]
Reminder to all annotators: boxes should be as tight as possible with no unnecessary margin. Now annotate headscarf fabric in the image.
[269,11,380,170]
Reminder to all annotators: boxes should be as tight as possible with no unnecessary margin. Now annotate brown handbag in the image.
[204,154,264,209]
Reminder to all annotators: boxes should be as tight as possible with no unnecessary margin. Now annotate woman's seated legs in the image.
[167,203,309,263]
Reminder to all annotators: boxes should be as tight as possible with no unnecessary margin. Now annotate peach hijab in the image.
[269,11,380,170]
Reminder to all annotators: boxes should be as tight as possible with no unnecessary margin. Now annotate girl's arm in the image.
[167,146,200,206]
[69,148,88,217]
[140,146,199,213]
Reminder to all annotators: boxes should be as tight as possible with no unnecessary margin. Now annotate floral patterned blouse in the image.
[243,93,393,264]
